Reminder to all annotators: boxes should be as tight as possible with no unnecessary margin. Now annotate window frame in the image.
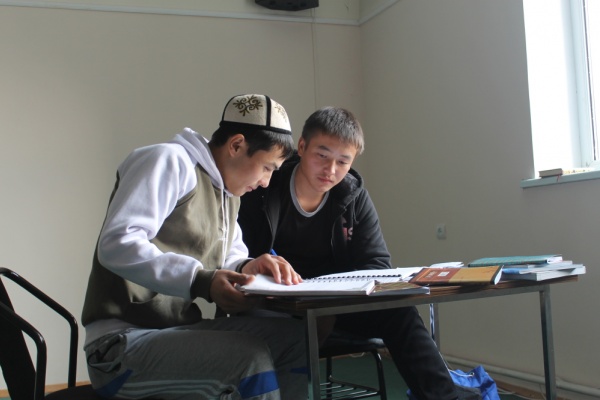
[521,0,600,187]
[571,0,598,168]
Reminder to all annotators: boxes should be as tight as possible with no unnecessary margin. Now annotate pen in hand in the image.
[268,249,301,284]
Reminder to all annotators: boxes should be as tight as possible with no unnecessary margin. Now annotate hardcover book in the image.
[502,265,585,281]
[501,261,575,274]
[409,266,502,285]
[468,255,562,267]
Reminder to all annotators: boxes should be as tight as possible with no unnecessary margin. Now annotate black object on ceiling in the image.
[255,0,319,11]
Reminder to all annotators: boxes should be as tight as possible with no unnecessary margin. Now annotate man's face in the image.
[225,141,284,196]
[297,132,358,195]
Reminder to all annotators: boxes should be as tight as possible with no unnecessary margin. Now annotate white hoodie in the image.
[86,128,249,344]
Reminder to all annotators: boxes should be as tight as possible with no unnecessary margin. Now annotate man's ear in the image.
[297,137,306,156]
[228,134,246,156]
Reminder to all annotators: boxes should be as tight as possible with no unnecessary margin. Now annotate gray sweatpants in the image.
[85,317,307,400]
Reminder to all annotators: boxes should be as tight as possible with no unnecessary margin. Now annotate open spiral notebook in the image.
[239,267,429,297]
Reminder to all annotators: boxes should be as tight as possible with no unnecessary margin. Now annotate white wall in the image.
[0,4,362,387]
[361,0,599,393]
[2,0,599,395]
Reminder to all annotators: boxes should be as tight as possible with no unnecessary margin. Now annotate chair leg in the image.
[324,356,334,400]
[369,349,387,400]
[326,355,333,380]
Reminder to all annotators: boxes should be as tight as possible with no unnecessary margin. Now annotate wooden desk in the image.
[265,276,578,400]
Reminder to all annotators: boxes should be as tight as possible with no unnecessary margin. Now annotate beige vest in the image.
[82,165,239,328]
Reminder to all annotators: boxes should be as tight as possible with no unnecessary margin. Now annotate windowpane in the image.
[523,0,580,172]
[585,0,600,161]
[523,0,600,174]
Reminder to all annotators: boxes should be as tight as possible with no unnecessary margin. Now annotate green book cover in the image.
[468,254,562,267]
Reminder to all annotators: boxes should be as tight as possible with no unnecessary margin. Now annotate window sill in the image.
[521,170,600,188]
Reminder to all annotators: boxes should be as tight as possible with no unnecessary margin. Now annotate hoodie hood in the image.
[171,128,233,197]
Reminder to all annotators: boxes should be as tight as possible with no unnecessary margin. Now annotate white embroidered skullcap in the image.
[220,94,292,136]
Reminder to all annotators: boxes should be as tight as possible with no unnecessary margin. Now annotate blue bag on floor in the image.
[407,365,500,400]
[450,365,500,400]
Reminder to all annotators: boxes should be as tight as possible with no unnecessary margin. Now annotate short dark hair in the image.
[210,126,295,159]
[301,107,364,155]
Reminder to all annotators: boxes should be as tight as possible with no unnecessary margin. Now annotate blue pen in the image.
[270,249,277,256]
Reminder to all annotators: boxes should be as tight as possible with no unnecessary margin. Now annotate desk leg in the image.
[306,309,321,399]
[539,286,557,400]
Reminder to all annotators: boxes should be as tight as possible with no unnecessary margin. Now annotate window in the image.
[523,0,600,177]
[583,0,600,163]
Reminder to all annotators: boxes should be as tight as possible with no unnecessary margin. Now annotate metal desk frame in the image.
[265,276,577,400]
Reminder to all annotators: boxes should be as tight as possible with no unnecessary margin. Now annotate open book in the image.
[239,267,429,297]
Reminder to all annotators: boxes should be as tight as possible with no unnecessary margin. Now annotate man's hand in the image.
[209,269,260,314]
[241,253,302,285]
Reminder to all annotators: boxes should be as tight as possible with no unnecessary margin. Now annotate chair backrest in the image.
[0,267,79,400]
[0,273,37,400]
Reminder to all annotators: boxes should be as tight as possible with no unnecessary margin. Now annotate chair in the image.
[319,330,388,399]
[0,267,99,400]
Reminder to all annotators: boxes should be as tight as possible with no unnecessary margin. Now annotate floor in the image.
[0,356,528,400]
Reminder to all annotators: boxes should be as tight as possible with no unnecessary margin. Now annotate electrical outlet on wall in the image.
[436,223,446,240]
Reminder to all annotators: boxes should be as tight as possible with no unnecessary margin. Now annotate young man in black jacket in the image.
[238,106,459,400]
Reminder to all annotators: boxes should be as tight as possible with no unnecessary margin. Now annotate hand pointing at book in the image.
[241,252,303,285]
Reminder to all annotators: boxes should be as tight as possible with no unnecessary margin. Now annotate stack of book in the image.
[468,254,586,281]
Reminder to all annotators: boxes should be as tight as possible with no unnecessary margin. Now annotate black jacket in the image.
[238,154,391,277]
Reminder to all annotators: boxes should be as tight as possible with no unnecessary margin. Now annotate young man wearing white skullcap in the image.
[82,94,306,399]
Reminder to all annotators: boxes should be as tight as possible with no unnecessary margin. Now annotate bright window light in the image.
[585,0,600,162]
[523,0,600,174]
